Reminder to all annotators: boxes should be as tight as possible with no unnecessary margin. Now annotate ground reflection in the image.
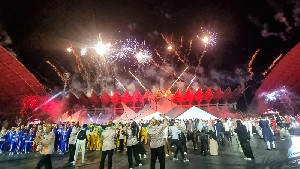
[287,136,300,158]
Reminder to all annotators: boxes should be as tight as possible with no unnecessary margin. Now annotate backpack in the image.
[77,130,86,140]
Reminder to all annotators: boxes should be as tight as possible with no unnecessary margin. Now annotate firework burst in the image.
[198,27,217,48]
[114,39,152,66]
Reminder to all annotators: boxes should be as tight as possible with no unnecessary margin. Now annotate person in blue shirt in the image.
[214,120,224,145]
[60,127,69,154]
[21,124,31,153]
[0,128,7,154]
[57,124,64,152]
[9,127,18,155]
[259,116,276,150]
[2,129,10,154]
[17,126,25,154]
[25,129,35,153]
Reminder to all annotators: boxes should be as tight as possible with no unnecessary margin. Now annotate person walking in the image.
[99,120,116,169]
[223,119,232,145]
[259,116,276,150]
[68,123,79,163]
[214,120,224,146]
[148,114,168,169]
[187,120,197,150]
[35,124,55,169]
[208,122,218,156]
[171,121,189,162]
[73,124,88,166]
[235,120,255,160]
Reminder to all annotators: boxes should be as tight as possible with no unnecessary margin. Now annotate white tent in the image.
[176,106,217,120]
[136,112,170,122]
[118,102,137,121]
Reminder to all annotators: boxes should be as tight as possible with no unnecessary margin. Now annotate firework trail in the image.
[186,76,196,90]
[168,67,189,91]
[161,33,187,66]
[195,46,206,74]
[262,54,283,77]
[180,36,183,48]
[68,46,88,81]
[87,51,101,75]
[51,59,67,73]
[187,40,193,56]
[155,49,165,62]
[248,49,260,79]
[150,59,177,77]
[129,71,147,91]
[46,61,65,81]
[194,28,217,74]
[115,77,126,91]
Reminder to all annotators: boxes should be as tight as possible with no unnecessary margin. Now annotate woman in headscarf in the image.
[235,120,255,160]
[125,122,142,169]
[207,121,218,156]
[259,116,276,150]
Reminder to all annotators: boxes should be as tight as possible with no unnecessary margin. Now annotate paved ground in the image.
[1,128,300,169]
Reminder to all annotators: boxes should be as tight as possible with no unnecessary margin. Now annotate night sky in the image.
[0,0,299,111]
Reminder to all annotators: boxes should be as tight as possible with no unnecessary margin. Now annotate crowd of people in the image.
[0,114,299,169]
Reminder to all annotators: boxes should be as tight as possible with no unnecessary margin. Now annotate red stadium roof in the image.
[256,43,300,96]
[254,43,300,114]
[0,46,47,112]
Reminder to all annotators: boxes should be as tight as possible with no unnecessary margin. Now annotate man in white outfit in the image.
[68,123,79,163]
[73,124,88,166]
[245,118,253,137]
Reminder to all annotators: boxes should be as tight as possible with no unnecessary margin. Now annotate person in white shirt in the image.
[73,124,88,166]
[99,120,116,169]
[125,122,142,169]
[68,123,79,163]
[171,121,189,162]
[35,124,55,169]
[223,119,232,145]
[148,115,168,169]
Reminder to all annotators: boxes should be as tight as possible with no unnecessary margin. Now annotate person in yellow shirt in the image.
[141,127,147,144]
[86,125,93,150]
[90,128,99,151]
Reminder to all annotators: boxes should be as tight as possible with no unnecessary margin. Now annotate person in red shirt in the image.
[271,118,277,133]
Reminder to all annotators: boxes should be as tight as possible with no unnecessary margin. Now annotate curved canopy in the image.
[0,46,46,112]
[176,106,217,120]
[256,43,300,96]
[136,112,170,122]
